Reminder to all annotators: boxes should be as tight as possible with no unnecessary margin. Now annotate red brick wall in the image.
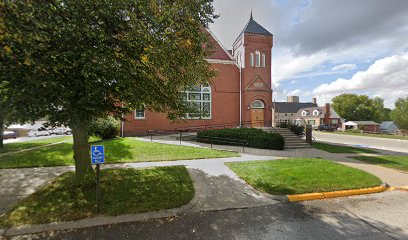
[123,63,240,134]
[362,125,380,133]
[123,32,274,135]
[241,33,273,123]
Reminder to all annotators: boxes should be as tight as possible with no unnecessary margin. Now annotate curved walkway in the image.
[138,136,408,187]
[0,154,281,216]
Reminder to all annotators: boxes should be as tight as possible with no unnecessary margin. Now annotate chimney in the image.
[287,96,299,103]
[312,97,317,105]
[324,103,331,125]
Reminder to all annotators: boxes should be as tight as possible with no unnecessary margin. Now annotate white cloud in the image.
[331,63,357,71]
[273,51,328,83]
[313,53,408,107]
[287,89,302,96]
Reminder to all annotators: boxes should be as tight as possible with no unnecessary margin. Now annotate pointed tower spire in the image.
[250,10,253,20]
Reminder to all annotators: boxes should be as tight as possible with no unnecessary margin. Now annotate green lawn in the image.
[0,138,239,169]
[353,155,408,172]
[0,136,72,154]
[318,131,408,140]
[226,158,381,195]
[312,142,378,154]
[0,166,194,227]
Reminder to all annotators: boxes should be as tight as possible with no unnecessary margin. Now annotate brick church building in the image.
[123,14,274,135]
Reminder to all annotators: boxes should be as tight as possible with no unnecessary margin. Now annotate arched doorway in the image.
[251,100,265,128]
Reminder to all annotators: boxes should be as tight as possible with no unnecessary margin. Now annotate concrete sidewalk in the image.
[0,154,285,236]
[0,166,73,214]
[137,137,408,187]
[0,154,279,216]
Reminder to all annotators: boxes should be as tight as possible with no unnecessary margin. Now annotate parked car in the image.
[2,131,17,139]
[46,127,72,135]
[317,124,336,132]
[54,127,72,135]
[27,129,50,137]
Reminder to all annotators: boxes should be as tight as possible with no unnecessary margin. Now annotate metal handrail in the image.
[195,135,249,152]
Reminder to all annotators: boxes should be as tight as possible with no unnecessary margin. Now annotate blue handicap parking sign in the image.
[91,145,105,164]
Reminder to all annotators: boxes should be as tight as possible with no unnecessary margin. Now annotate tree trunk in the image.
[0,117,4,149]
[71,123,92,182]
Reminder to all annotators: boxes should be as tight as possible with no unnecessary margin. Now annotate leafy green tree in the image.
[391,97,408,129]
[1,0,217,181]
[332,94,390,122]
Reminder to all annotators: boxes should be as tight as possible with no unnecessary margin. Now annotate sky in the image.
[208,0,408,108]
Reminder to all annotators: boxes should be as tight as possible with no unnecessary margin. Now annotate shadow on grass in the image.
[0,139,136,168]
[26,170,408,240]
[354,156,397,165]
[0,166,194,227]
[101,139,133,163]
[252,180,297,195]
[353,156,408,172]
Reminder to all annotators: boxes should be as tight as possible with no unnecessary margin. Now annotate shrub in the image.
[277,121,304,136]
[290,124,305,136]
[89,116,120,140]
[196,128,285,150]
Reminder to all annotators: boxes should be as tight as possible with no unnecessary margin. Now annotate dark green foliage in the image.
[332,94,390,122]
[290,124,304,136]
[277,121,304,136]
[277,121,290,128]
[197,128,285,150]
[0,0,217,180]
[89,117,120,140]
[390,97,408,129]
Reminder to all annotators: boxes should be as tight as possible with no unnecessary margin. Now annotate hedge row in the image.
[196,128,285,150]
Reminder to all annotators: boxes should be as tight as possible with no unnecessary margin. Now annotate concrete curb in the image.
[287,185,387,202]
[393,186,408,191]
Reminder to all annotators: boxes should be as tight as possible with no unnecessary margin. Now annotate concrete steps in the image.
[266,128,311,149]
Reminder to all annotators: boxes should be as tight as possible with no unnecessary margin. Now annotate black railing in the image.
[175,120,273,132]
[195,135,248,152]
[123,120,285,152]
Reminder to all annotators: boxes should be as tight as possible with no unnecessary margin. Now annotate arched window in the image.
[251,100,265,109]
[255,51,261,67]
[262,53,266,67]
[250,53,254,67]
[182,84,212,119]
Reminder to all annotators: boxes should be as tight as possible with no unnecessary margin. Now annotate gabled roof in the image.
[235,13,273,44]
[205,29,234,61]
[273,102,317,113]
[346,121,380,126]
[380,121,397,129]
[293,106,341,119]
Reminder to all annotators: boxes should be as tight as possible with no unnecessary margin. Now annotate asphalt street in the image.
[11,191,408,240]
[313,131,408,153]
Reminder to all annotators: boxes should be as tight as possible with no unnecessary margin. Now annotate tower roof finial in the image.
[250,10,253,20]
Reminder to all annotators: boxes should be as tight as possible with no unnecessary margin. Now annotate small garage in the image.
[343,121,381,133]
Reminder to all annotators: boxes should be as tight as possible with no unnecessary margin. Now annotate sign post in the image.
[91,145,105,214]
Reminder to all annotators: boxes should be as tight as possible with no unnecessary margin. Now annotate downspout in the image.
[239,53,243,128]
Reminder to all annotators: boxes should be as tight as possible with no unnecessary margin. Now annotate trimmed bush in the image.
[278,121,304,136]
[196,128,285,150]
[89,116,120,140]
[290,124,304,136]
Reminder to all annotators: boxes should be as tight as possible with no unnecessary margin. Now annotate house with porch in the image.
[123,14,274,135]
